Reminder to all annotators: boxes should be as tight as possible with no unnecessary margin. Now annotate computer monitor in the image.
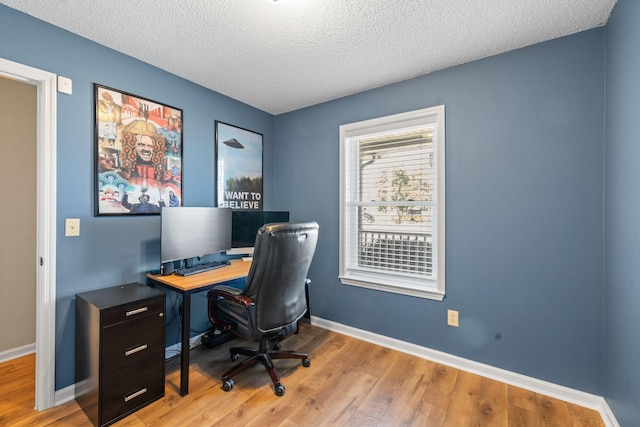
[160,207,232,264]
[228,210,290,256]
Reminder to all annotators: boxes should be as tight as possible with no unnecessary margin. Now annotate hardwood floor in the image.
[0,322,604,426]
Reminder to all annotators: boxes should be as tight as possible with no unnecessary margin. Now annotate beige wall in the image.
[0,77,36,353]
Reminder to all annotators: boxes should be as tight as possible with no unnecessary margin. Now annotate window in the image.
[339,106,445,300]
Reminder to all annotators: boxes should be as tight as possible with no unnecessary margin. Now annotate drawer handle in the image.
[125,306,148,316]
[124,344,148,356]
[124,387,147,403]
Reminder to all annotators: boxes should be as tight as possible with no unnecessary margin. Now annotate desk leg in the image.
[180,292,191,396]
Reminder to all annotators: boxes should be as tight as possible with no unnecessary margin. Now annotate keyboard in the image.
[175,261,230,276]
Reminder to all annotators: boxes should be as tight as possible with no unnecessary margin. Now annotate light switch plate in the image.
[65,218,80,236]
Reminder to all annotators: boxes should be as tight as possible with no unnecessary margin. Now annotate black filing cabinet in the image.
[75,282,165,427]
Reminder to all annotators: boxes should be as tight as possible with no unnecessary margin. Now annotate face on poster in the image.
[95,84,183,215]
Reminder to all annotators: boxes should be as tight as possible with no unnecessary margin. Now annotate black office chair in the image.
[207,221,319,396]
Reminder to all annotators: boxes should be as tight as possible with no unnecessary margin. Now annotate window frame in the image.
[339,105,445,300]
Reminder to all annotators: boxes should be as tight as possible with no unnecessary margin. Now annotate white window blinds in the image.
[339,106,445,300]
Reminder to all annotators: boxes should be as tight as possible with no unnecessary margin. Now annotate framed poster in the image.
[215,121,263,210]
[95,84,183,215]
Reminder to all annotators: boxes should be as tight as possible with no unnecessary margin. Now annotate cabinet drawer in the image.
[101,355,164,424]
[76,283,165,427]
[102,297,164,327]
[102,312,165,373]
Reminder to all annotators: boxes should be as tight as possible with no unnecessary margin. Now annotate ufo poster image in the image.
[215,121,263,210]
[95,84,183,215]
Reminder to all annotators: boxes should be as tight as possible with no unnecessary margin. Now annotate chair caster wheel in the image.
[222,379,234,392]
[231,353,239,362]
[274,342,281,350]
[302,358,311,368]
[275,384,285,396]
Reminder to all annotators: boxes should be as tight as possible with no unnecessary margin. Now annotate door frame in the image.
[0,58,57,410]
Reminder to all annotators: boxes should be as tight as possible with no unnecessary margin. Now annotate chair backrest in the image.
[244,221,319,333]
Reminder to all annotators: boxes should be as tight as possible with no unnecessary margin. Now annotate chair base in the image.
[221,339,310,396]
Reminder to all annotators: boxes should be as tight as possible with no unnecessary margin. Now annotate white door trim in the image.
[0,57,57,410]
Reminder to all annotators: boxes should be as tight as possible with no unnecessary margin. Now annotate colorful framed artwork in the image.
[95,84,183,215]
[215,121,263,210]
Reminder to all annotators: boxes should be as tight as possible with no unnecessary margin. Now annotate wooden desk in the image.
[147,259,251,396]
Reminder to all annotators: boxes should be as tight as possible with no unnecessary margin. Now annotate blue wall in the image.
[0,5,276,389]
[275,30,605,394]
[6,3,640,418]
[604,0,640,424]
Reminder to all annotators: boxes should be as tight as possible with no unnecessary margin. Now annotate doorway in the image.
[0,58,57,410]
[0,77,36,356]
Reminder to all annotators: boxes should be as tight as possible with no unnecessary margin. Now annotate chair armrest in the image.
[211,285,244,296]
[208,286,254,308]
[207,286,255,331]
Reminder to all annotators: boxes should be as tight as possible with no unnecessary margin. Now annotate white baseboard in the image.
[0,343,35,364]
[54,384,76,406]
[310,315,619,427]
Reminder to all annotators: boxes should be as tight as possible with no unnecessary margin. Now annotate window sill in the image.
[339,273,445,301]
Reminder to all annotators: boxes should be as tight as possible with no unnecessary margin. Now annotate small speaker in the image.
[160,261,174,276]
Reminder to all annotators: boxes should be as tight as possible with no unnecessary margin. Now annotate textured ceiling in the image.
[1,0,617,114]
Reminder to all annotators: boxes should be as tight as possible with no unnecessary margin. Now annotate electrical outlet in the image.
[447,309,459,327]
